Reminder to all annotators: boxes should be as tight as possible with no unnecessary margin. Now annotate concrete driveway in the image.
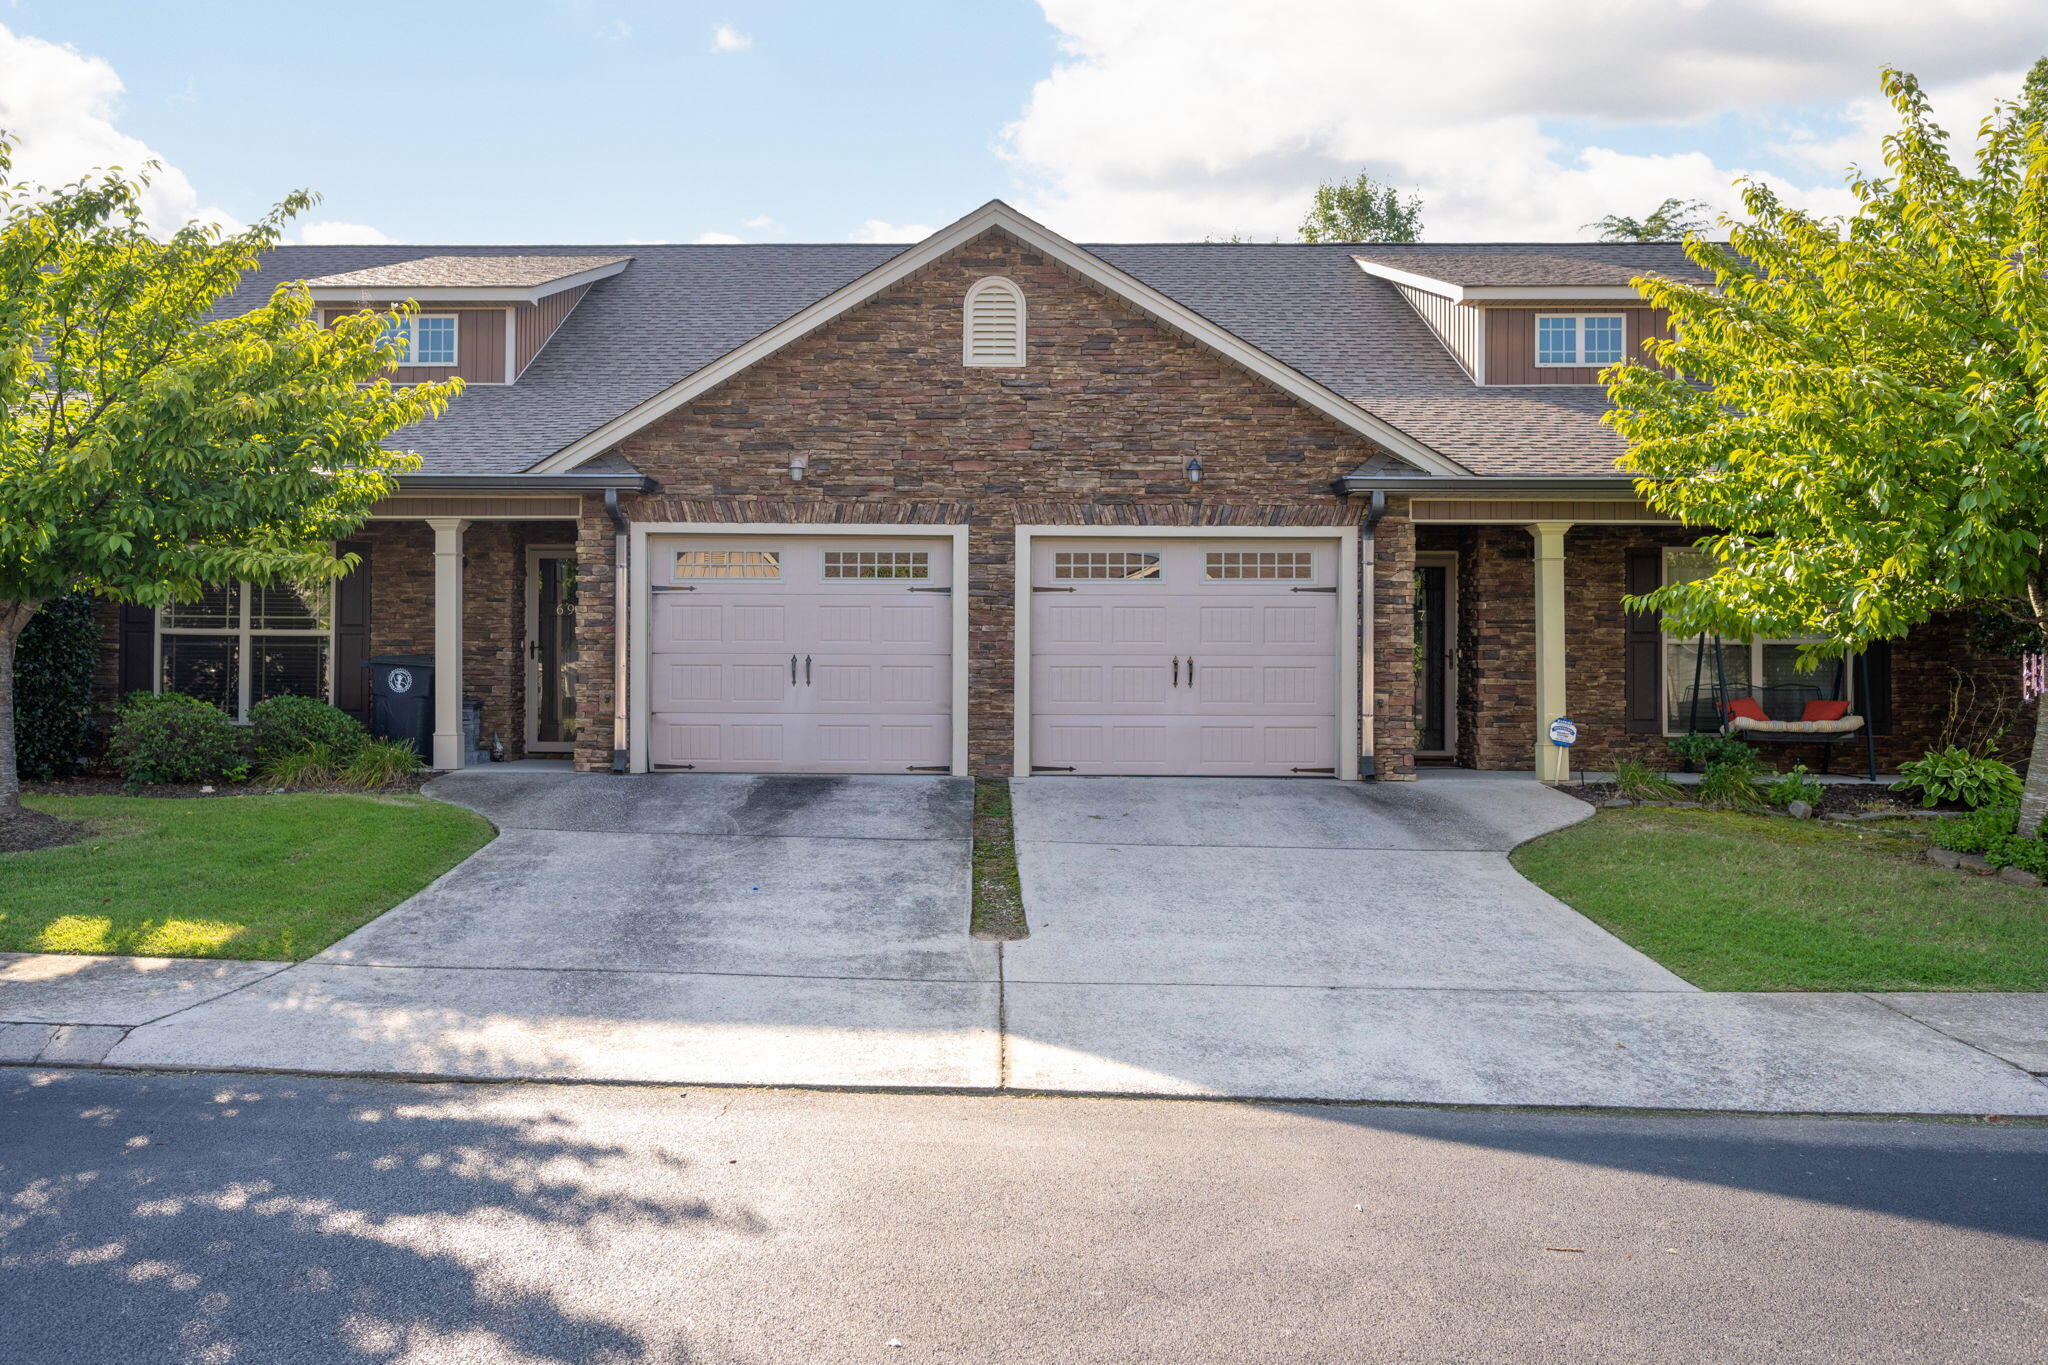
[106,770,998,1088]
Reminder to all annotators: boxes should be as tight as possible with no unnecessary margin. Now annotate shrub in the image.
[264,743,340,788]
[340,738,423,789]
[1765,764,1826,809]
[11,593,99,780]
[248,695,367,767]
[108,691,242,785]
[1614,757,1684,802]
[1696,758,1769,811]
[1892,746,2024,809]
[1932,803,2048,877]
[1669,731,1758,770]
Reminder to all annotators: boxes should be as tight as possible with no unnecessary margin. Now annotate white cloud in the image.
[0,22,239,233]
[742,215,776,229]
[692,231,744,244]
[710,24,751,53]
[1003,0,2048,240]
[850,219,934,243]
[298,220,395,244]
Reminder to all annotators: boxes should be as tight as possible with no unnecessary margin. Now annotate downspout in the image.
[603,488,630,773]
[1347,485,1388,779]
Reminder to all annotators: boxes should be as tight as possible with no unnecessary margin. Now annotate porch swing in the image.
[1683,634,1880,781]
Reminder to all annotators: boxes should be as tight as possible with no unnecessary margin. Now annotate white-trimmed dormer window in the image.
[1534,313,1625,367]
[963,276,1026,367]
[378,313,459,366]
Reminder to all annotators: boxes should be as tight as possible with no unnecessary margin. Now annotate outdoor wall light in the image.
[1184,456,1204,484]
[788,452,810,482]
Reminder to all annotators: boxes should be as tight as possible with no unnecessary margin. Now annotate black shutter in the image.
[333,541,373,721]
[1860,640,1892,736]
[117,604,155,698]
[1623,547,1664,733]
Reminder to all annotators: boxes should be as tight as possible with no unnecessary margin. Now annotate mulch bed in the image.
[1559,780,1945,817]
[0,807,88,855]
[23,773,428,800]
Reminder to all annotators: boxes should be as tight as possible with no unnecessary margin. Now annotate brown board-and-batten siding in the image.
[1392,283,1484,381]
[515,284,590,376]
[1483,304,1671,386]
[322,306,508,384]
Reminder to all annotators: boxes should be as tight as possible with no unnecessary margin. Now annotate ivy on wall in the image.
[14,593,100,781]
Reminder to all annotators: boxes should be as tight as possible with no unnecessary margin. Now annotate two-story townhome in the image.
[93,201,2028,781]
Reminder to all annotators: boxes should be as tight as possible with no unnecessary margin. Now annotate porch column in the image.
[427,516,468,770]
[1527,520,1572,781]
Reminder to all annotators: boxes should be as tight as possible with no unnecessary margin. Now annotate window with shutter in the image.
[963,276,1025,367]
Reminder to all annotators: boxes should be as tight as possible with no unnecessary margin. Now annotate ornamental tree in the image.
[0,141,458,825]
[1606,65,2048,834]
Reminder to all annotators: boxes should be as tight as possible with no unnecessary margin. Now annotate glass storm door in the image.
[527,549,580,752]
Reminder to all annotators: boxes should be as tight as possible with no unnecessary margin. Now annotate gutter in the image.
[603,489,632,774]
[1338,473,1642,497]
[396,472,656,493]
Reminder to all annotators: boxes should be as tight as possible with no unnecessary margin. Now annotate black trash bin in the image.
[363,654,435,758]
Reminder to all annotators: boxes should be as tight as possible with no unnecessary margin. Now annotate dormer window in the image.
[378,314,459,366]
[1535,313,1625,367]
[963,276,1026,367]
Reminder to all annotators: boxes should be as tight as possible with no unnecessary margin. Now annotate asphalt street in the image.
[3,1068,2044,1363]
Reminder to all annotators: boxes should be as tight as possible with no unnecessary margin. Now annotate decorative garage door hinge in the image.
[654,763,697,770]
[1291,766,1336,774]
[1289,586,1338,593]
[905,765,950,772]
[651,586,697,593]
[1032,586,1076,593]
[906,586,951,593]
[1032,765,1077,772]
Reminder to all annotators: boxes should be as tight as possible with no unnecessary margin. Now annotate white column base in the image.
[428,516,468,771]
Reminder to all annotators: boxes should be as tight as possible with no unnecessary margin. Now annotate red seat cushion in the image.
[1802,699,1851,722]
[1721,697,1769,722]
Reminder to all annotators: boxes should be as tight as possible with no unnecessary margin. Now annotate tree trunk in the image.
[0,601,34,819]
[2021,578,2048,839]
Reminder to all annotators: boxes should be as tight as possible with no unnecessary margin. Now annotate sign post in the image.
[1547,716,1578,784]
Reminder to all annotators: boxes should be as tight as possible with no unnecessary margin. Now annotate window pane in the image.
[1665,637,1751,731]
[1536,316,1579,365]
[162,583,239,630]
[1053,551,1161,581]
[1582,316,1625,365]
[674,549,780,579]
[378,316,410,361]
[412,316,458,365]
[251,581,327,630]
[823,550,930,580]
[253,636,329,706]
[1205,550,1313,580]
[1760,642,1842,719]
[162,636,239,711]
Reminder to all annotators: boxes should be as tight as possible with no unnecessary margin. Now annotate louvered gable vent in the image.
[963,276,1026,367]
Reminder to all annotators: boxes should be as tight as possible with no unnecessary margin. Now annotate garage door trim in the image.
[629,522,971,775]
[1013,524,1361,780]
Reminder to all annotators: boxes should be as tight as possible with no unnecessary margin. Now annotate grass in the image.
[1512,806,2048,992]
[970,777,1028,941]
[1,793,494,961]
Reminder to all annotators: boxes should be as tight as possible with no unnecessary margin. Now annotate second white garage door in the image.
[647,536,953,773]
[1028,537,1343,776]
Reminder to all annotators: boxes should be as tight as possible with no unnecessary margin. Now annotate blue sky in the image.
[3,2,2044,243]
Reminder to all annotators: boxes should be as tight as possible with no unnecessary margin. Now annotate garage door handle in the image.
[791,654,798,685]
[805,654,812,685]
[1187,656,1196,686]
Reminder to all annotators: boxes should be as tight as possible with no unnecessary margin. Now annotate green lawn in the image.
[1511,807,2048,992]
[1,794,494,961]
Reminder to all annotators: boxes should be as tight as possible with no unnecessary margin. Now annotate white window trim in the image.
[1657,547,1850,735]
[1533,312,1626,369]
[1012,526,1361,781]
[155,582,336,721]
[963,275,1026,368]
[381,313,461,368]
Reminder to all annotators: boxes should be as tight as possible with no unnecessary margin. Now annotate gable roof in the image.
[221,226,1705,481]
[1349,243,1712,291]
[525,201,1470,477]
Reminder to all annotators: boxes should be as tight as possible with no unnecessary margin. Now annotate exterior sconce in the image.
[1184,456,1204,484]
[788,452,810,482]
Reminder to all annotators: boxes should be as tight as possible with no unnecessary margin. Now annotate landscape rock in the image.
[1995,866,2043,888]
[1787,800,1814,820]
[1957,853,1994,875]
[1926,846,1962,869]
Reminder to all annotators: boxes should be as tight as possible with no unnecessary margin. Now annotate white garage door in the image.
[1029,538,1341,776]
[648,536,952,773]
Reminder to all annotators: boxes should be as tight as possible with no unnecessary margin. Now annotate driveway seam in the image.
[113,959,300,1029]
[999,979,1705,993]
[489,825,970,845]
[1860,992,2048,1085]
[1015,838,1518,853]
[301,960,1000,986]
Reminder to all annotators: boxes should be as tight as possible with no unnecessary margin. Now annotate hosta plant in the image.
[1893,748,2025,810]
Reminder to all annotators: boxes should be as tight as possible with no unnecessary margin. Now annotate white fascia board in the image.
[307,259,629,308]
[530,201,1470,477]
[1351,258,1651,306]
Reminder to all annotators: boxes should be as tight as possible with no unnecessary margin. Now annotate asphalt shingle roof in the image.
[303,254,632,289]
[1349,243,1714,289]
[226,239,1701,479]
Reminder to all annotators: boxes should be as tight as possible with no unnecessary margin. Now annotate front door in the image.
[526,548,579,753]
